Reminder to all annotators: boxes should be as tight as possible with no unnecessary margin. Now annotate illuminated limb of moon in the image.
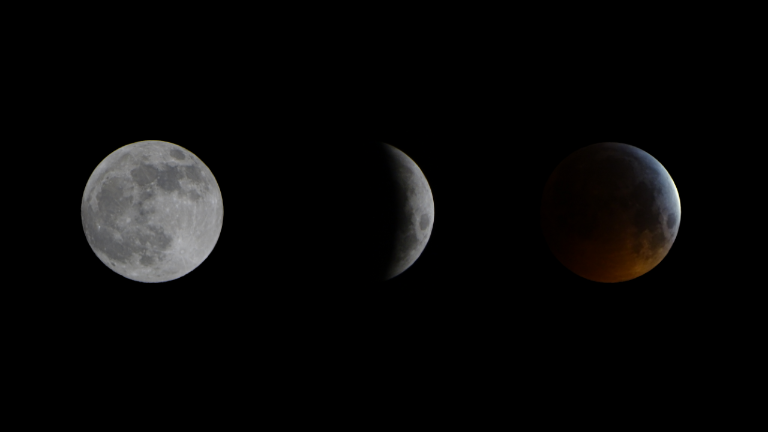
[382,143,435,280]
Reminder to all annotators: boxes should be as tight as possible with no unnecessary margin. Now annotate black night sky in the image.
[69,78,700,350]
[23,17,756,418]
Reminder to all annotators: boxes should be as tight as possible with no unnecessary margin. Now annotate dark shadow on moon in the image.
[541,142,679,283]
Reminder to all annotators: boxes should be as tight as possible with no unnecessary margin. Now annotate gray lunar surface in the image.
[81,140,223,282]
[384,143,435,280]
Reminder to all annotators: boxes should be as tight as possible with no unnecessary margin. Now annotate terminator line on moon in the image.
[382,143,435,280]
[81,140,223,282]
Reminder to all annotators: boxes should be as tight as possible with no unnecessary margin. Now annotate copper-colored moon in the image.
[541,142,680,283]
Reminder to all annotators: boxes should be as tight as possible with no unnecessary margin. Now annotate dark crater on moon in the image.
[666,211,677,230]
[170,149,186,160]
[130,164,158,186]
[419,214,430,230]
[157,164,184,192]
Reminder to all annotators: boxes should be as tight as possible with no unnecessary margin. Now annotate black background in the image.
[58,58,704,387]
[11,8,760,421]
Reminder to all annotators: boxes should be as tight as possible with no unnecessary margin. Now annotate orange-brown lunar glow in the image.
[541,142,680,283]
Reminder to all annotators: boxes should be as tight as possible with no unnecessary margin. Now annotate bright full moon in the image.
[81,140,223,282]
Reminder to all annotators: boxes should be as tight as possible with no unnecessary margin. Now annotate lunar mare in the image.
[383,143,434,280]
[541,142,680,283]
[82,140,223,282]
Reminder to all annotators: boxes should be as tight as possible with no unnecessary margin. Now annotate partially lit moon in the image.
[81,140,223,282]
[382,143,435,280]
[541,142,680,283]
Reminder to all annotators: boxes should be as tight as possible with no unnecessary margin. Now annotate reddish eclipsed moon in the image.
[541,142,680,283]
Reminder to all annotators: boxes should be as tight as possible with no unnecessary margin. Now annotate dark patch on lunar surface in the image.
[182,165,203,183]
[96,177,133,227]
[419,214,430,230]
[157,164,183,192]
[170,149,186,160]
[130,185,157,224]
[133,199,153,224]
[88,223,137,264]
[667,212,677,230]
[187,190,201,201]
[629,180,663,234]
[140,255,155,266]
[139,189,153,201]
[139,225,172,249]
[130,164,159,186]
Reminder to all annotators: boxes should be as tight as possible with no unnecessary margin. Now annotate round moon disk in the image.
[381,143,435,280]
[541,142,680,283]
[81,140,223,282]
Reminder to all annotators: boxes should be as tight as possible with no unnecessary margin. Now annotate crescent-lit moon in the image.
[383,143,435,280]
[81,140,223,282]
